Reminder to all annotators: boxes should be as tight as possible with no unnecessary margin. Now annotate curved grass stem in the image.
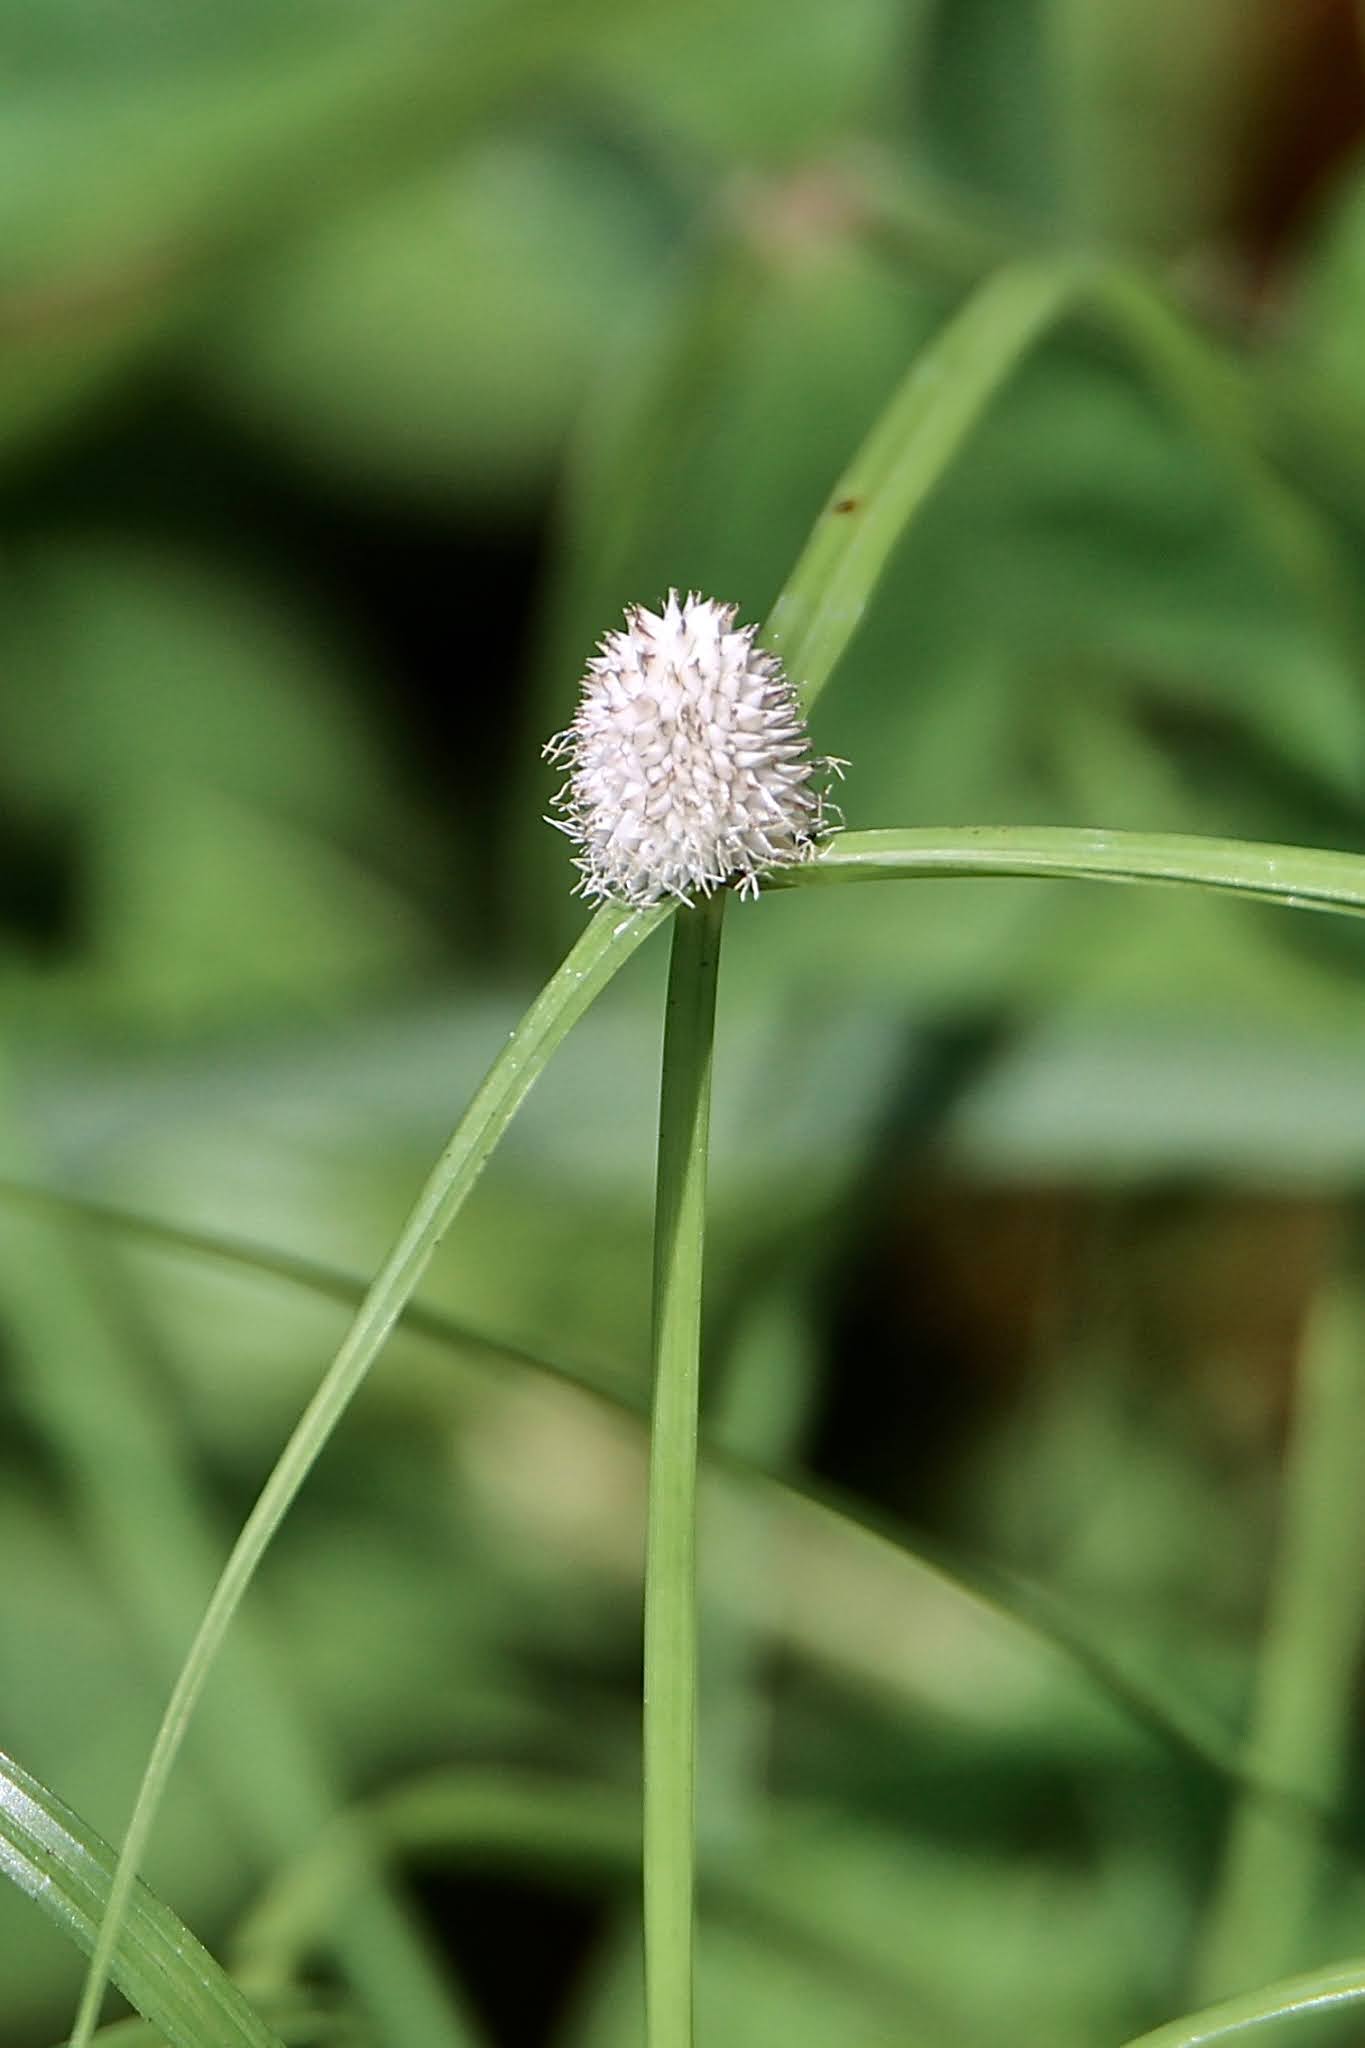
[769,254,1357,722]
[774,824,1365,917]
[1119,1955,1365,2047]
[68,901,667,2048]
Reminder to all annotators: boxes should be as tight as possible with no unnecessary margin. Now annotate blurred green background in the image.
[10,2,1365,2044]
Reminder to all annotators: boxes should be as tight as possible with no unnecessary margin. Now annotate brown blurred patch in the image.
[1137,1193,1340,1446]
[814,1173,1341,1527]
[1233,0,1365,289]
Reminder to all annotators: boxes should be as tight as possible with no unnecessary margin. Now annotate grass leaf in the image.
[778,825,1365,916]
[1119,1955,1365,2047]
[0,1748,284,2048]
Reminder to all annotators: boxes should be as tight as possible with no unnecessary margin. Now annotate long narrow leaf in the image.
[0,1748,283,2048]
[775,825,1365,916]
[1119,1956,1365,2047]
[56,2002,347,2048]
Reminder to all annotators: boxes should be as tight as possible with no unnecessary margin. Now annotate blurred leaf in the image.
[1285,159,1365,445]
[0,0,573,278]
[0,1477,243,1923]
[591,0,906,171]
[203,134,671,506]
[0,0,625,452]
[1194,1284,1365,2001]
[0,1169,1303,1810]
[908,0,1283,259]
[90,783,430,1026]
[232,1771,642,1987]
[566,1802,1185,2048]
[948,1016,1365,1185]
[907,0,1066,224]
[0,1118,492,2048]
[1,539,438,1025]
[4,540,390,823]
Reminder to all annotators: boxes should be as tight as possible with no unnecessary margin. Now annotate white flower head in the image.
[544,591,840,907]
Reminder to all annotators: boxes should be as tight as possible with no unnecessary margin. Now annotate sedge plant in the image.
[50,253,1365,2048]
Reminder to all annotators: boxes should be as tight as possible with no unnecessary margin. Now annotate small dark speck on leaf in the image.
[832,497,859,515]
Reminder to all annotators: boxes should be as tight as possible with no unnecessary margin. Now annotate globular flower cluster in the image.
[544,591,838,907]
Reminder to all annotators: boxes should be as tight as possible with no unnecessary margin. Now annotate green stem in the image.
[1193,1282,1365,2002]
[774,824,1365,917]
[1118,1955,1365,2048]
[644,898,725,2048]
[69,900,667,2048]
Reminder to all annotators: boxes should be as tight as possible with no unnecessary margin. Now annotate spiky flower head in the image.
[544,591,838,907]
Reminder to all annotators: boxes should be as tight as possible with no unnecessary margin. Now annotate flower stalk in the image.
[644,895,725,2048]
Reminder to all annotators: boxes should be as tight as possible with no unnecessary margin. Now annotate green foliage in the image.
[7,6,1365,2048]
